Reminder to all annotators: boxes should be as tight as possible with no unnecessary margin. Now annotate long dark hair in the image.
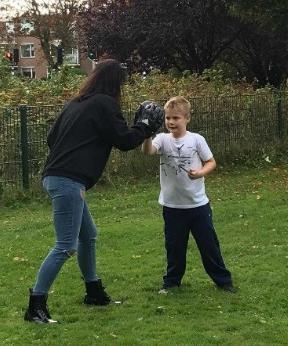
[75,59,126,102]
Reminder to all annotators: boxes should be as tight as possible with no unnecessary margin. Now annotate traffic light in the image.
[88,50,96,60]
[57,47,63,65]
[13,48,19,64]
[4,51,13,61]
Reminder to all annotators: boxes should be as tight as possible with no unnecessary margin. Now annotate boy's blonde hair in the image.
[164,96,191,118]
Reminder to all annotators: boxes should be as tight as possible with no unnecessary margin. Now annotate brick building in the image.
[1,35,92,79]
[1,24,93,78]
[13,35,48,78]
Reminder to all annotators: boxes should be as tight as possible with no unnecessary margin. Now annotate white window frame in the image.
[64,47,79,65]
[21,67,36,79]
[20,44,35,58]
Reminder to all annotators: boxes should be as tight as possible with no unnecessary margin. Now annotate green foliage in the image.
[0,70,259,107]
[79,0,238,73]
[202,68,227,92]
[230,0,288,31]
[0,67,84,106]
[124,72,255,106]
[0,167,288,344]
[0,50,13,90]
[64,66,87,76]
[167,67,182,78]
[78,1,288,87]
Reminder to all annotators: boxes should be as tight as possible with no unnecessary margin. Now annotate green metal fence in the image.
[0,93,287,192]
[0,104,62,192]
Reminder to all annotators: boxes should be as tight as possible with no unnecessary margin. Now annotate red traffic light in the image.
[4,51,13,61]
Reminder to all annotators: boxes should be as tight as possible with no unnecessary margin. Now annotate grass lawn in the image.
[0,166,287,345]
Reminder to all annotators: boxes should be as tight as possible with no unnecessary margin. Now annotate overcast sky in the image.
[2,0,28,11]
[1,0,85,18]
[0,0,60,20]
[1,0,59,17]
[1,0,28,18]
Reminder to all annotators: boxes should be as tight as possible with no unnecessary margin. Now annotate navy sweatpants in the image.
[162,203,232,288]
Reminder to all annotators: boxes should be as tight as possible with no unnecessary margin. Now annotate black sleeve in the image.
[95,97,150,151]
[47,120,58,149]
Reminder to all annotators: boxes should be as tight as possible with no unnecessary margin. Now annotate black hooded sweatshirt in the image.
[42,93,148,190]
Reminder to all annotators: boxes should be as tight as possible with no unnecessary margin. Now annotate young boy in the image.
[142,96,235,293]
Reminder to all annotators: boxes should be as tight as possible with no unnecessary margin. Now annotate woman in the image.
[24,59,154,323]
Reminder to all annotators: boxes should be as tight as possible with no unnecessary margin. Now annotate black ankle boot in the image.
[84,280,111,306]
[24,289,58,323]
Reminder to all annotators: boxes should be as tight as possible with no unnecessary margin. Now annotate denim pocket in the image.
[80,188,85,200]
[43,176,85,197]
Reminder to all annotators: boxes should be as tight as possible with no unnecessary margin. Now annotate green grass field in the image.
[0,166,287,345]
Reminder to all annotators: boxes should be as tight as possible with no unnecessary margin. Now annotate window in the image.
[20,44,35,58]
[64,48,79,65]
[5,22,15,34]
[21,67,36,79]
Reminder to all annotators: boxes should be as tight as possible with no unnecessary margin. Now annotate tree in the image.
[13,0,81,68]
[231,0,288,31]
[78,0,288,86]
[77,0,132,62]
[0,49,13,89]
[228,26,288,87]
[228,0,288,87]
[78,0,241,73]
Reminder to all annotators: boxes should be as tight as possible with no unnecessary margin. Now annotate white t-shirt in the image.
[152,131,213,208]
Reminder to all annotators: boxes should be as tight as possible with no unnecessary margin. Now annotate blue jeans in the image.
[33,176,98,295]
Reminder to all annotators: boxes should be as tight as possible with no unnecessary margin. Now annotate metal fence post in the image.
[276,92,284,142]
[19,105,29,189]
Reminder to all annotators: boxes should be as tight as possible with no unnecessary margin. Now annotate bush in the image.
[0,66,269,107]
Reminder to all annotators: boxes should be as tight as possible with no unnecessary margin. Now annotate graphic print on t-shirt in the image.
[160,144,197,176]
